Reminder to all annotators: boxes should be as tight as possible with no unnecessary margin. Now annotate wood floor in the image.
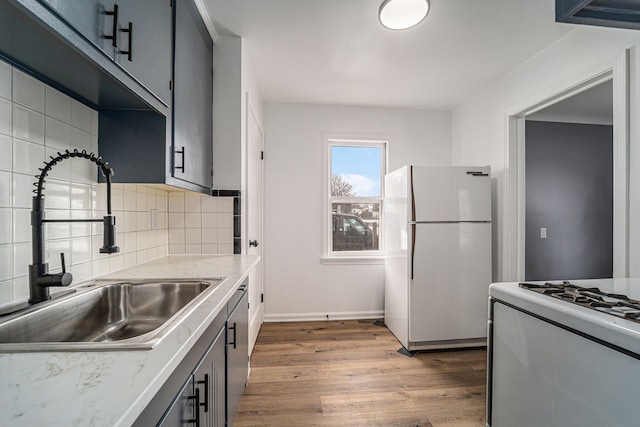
[234,320,487,427]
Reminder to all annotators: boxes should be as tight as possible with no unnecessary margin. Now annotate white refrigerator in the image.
[384,165,492,351]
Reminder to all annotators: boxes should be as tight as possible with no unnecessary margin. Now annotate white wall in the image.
[263,102,451,320]
[451,25,640,280]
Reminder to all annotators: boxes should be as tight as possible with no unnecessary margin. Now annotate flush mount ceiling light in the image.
[379,0,430,30]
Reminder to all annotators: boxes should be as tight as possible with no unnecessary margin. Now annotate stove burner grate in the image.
[519,281,640,323]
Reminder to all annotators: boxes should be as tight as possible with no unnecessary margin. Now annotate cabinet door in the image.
[226,290,249,427]
[39,0,117,57]
[158,375,196,426]
[193,326,226,427]
[172,0,213,189]
[116,0,172,105]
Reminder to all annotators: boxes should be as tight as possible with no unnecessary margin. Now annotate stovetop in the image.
[519,281,640,324]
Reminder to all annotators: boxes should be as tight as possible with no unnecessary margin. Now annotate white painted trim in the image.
[192,0,219,42]
[503,50,629,281]
[320,256,385,265]
[264,311,384,323]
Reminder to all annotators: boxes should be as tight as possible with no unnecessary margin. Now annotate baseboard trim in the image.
[264,310,384,322]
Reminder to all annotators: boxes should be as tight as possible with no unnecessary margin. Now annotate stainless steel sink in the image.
[0,278,223,352]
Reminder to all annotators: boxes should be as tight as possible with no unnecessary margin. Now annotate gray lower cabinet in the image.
[226,285,249,427]
[133,279,249,427]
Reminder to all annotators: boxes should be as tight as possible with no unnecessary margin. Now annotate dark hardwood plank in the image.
[235,320,486,426]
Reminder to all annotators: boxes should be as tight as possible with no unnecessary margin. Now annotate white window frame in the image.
[321,136,387,264]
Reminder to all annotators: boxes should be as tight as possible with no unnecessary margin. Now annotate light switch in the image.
[540,227,547,239]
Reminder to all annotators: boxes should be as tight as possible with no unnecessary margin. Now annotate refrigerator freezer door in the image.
[409,222,491,343]
[411,166,491,222]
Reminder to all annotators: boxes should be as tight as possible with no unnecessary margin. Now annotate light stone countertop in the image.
[0,254,260,427]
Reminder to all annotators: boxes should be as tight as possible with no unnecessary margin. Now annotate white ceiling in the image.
[527,80,614,125]
[202,0,575,110]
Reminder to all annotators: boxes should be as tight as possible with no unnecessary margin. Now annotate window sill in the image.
[320,256,385,265]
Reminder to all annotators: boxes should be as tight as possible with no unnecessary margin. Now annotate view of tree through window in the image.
[329,143,385,253]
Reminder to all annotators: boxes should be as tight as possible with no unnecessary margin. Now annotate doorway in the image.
[524,81,613,280]
[504,51,629,281]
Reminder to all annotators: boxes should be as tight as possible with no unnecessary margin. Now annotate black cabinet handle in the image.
[196,374,209,413]
[228,322,237,349]
[119,22,133,61]
[249,240,259,247]
[175,147,185,173]
[104,4,119,47]
[187,387,201,426]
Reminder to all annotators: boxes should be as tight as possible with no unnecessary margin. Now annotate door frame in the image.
[503,50,629,281]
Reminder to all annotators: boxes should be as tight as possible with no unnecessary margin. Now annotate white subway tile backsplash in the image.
[201,228,218,244]
[70,99,92,133]
[13,277,29,301]
[217,212,233,229]
[13,138,43,175]
[0,280,12,305]
[169,192,185,212]
[44,179,70,209]
[185,228,201,244]
[0,61,11,100]
[0,209,11,244]
[46,209,71,240]
[123,188,136,211]
[13,104,44,144]
[201,196,218,213]
[70,261,92,283]
[12,69,44,113]
[184,195,201,212]
[12,173,33,209]
[69,154,95,184]
[0,245,11,281]
[71,210,92,237]
[136,189,147,212]
[185,244,201,254]
[218,228,233,244]
[123,232,137,253]
[218,244,233,254]
[123,211,137,233]
[0,171,11,207]
[0,97,12,136]
[185,212,201,228]
[12,208,30,243]
[13,242,30,277]
[45,117,71,150]
[201,244,217,254]
[71,183,92,210]
[169,244,185,254]
[218,197,233,213]
[45,86,71,124]
[0,134,11,171]
[169,212,185,229]
[46,239,70,270]
[70,127,91,152]
[168,228,185,244]
[91,110,98,136]
[71,237,91,264]
[201,212,217,228]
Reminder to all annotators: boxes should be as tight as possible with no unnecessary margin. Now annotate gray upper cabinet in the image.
[39,0,172,105]
[173,0,213,189]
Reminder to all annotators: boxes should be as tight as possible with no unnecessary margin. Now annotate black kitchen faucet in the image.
[28,149,119,304]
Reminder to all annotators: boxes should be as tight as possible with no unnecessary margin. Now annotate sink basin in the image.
[0,278,223,352]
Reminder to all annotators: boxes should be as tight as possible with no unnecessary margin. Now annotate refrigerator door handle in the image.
[410,166,416,280]
[411,223,416,280]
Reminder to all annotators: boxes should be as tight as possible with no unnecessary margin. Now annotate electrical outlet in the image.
[150,209,158,230]
[540,227,547,239]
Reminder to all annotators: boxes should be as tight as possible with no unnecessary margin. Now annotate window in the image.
[325,139,386,259]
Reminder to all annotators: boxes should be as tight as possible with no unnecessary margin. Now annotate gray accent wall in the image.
[525,121,613,281]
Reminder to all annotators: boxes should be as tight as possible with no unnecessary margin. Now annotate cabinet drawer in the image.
[227,279,248,316]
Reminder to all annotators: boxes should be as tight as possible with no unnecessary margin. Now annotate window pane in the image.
[331,146,381,197]
[332,203,380,251]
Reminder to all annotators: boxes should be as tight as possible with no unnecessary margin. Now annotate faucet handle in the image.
[61,253,67,274]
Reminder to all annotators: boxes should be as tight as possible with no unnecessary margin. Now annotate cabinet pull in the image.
[119,22,133,61]
[228,322,237,349]
[187,387,201,426]
[196,374,209,413]
[104,4,119,47]
[175,147,185,173]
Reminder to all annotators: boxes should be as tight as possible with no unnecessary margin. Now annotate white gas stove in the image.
[487,278,640,427]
